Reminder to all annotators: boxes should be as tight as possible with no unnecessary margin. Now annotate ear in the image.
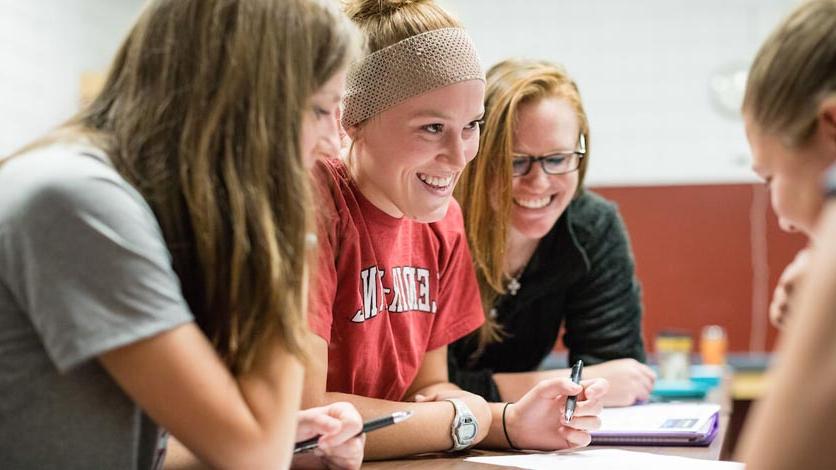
[818,95,836,146]
[344,122,362,142]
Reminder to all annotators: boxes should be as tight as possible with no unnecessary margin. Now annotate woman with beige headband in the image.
[304,0,607,459]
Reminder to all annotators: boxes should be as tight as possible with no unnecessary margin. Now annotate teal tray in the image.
[651,379,713,399]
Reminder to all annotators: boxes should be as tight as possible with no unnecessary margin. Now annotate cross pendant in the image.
[507,277,521,296]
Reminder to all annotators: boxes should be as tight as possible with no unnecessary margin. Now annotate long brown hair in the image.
[455,59,591,349]
[743,0,836,146]
[9,0,359,374]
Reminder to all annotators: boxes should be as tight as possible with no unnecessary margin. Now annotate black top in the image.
[449,191,646,402]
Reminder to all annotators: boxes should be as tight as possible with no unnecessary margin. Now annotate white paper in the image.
[466,449,744,470]
[596,403,720,433]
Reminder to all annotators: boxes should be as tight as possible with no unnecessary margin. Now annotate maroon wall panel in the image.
[591,184,806,353]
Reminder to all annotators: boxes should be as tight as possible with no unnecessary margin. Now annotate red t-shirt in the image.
[309,158,484,401]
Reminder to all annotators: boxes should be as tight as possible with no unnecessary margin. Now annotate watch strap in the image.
[446,398,476,451]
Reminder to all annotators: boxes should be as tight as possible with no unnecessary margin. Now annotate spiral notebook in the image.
[590,403,720,446]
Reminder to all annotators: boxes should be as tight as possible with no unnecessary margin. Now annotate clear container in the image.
[656,332,693,381]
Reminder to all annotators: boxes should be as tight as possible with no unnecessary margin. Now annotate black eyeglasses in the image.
[511,134,586,177]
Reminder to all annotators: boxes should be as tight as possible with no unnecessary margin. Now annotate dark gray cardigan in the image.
[449,190,646,402]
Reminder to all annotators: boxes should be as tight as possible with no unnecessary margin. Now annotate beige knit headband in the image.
[341,27,485,128]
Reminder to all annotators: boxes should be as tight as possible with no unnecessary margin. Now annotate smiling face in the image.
[300,69,347,169]
[746,114,835,238]
[347,79,486,222]
[509,96,581,241]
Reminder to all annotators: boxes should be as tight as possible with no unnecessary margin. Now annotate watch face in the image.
[457,421,478,442]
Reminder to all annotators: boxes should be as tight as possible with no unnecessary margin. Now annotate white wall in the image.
[0,0,803,186]
[0,0,145,156]
[439,0,800,186]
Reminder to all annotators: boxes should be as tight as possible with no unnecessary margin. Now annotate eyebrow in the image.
[512,148,578,157]
[513,134,584,156]
[408,109,485,121]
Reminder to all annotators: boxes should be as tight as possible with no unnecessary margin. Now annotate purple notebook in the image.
[590,403,721,447]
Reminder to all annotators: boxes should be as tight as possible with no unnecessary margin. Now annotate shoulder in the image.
[312,157,351,204]
[313,158,353,221]
[565,190,632,261]
[567,190,622,234]
[312,157,344,183]
[0,143,159,240]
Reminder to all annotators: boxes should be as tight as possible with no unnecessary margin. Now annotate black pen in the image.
[563,360,584,422]
[294,411,412,453]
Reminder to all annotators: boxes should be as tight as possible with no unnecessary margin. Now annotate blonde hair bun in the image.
[344,0,433,20]
[343,0,460,52]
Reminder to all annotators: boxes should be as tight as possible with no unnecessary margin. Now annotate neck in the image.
[504,228,540,277]
[347,147,404,218]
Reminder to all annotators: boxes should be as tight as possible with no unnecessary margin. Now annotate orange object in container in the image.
[700,325,727,365]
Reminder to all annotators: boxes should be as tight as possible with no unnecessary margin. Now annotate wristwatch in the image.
[446,398,478,451]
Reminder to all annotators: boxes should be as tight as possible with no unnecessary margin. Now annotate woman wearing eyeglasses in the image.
[450,59,655,409]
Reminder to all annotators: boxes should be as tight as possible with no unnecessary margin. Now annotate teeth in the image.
[514,196,552,209]
[418,173,454,188]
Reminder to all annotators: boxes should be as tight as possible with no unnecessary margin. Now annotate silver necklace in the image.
[505,260,529,296]
[505,241,536,296]
[506,275,522,296]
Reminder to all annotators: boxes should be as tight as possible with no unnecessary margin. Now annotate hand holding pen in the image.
[293,403,366,469]
[295,411,413,453]
[498,372,608,451]
[564,360,584,422]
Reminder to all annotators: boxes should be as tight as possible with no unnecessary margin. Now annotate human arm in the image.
[291,404,365,470]
[3,163,335,469]
[484,377,608,450]
[421,351,609,451]
[448,311,648,407]
[490,358,652,408]
[768,247,811,329]
[561,197,653,405]
[422,376,608,450]
[485,200,651,406]
[737,203,836,469]
[448,198,650,407]
[101,326,305,469]
[163,402,365,470]
[302,336,491,460]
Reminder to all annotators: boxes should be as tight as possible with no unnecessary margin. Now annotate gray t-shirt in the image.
[0,142,193,469]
